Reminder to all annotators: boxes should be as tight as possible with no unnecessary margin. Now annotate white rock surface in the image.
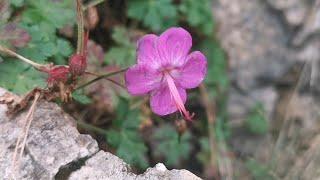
[0,88,201,180]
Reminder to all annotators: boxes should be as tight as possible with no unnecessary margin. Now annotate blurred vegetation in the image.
[0,0,270,179]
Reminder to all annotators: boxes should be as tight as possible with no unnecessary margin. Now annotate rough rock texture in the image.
[212,0,320,179]
[213,0,320,121]
[0,88,201,180]
[69,151,201,180]
[0,88,99,179]
[213,0,296,91]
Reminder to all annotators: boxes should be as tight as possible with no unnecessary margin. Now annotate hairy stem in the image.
[76,0,85,54]
[0,45,46,71]
[76,68,127,90]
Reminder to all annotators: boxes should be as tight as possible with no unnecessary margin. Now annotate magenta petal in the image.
[125,65,161,95]
[176,51,207,89]
[157,27,192,67]
[150,85,187,116]
[136,34,160,69]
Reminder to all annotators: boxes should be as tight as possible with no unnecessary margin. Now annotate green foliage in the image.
[105,27,136,67]
[0,59,46,94]
[19,0,74,63]
[245,159,274,180]
[179,0,214,35]
[152,125,191,166]
[199,39,228,98]
[0,0,75,94]
[72,90,92,105]
[245,103,269,135]
[106,98,148,169]
[127,0,177,32]
[196,137,211,165]
[10,0,24,7]
[21,1,74,29]
[215,117,231,141]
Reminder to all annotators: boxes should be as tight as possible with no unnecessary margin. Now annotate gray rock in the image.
[70,151,201,180]
[267,0,310,26]
[293,1,320,46]
[228,87,278,124]
[213,0,297,91]
[0,88,201,180]
[0,88,99,179]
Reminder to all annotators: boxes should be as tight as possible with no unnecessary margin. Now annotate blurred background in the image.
[1,0,320,179]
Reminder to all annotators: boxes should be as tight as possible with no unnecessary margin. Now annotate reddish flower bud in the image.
[69,53,87,76]
[47,66,70,86]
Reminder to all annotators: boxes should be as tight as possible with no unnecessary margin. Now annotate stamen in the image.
[164,73,194,121]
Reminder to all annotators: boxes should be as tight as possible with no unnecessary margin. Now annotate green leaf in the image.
[127,0,177,32]
[106,129,121,147]
[199,39,229,97]
[10,0,24,7]
[22,1,75,29]
[152,125,191,166]
[56,39,72,57]
[245,103,269,135]
[72,91,92,105]
[179,0,214,35]
[117,130,148,169]
[196,137,211,165]
[245,159,274,180]
[106,98,148,169]
[105,27,135,66]
[0,59,45,94]
[112,26,131,46]
[215,117,231,141]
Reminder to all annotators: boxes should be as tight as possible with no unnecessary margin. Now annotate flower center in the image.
[164,72,194,121]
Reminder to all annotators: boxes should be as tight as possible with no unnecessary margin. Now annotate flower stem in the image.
[83,0,105,10]
[199,83,220,178]
[0,45,47,71]
[76,68,127,90]
[85,71,126,89]
[76,0,85,54]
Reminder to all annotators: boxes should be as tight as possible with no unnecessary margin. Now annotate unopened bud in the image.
[69,54,87,76]
[47,66,70,87]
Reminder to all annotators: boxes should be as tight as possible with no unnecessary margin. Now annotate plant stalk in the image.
[76,0,85,54]
[76,68,127,90]
[0,45,46,71]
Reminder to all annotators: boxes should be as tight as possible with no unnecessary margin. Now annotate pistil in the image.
[164,72,194,121]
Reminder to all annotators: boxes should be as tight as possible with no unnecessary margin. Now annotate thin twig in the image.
[11,92,41,178]
[83,0,105,10]
[76,68,127,90]
[0,45,46,71]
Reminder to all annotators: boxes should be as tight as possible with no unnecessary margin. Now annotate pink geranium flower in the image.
[125,27,207,121]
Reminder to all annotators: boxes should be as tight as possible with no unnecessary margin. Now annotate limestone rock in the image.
[70,151,201,180]
[0,88,201,180]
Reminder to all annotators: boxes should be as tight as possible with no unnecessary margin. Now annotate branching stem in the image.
[0,45,46,71]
